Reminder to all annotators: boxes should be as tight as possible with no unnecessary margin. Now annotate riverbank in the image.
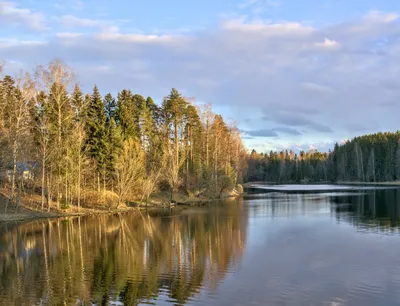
[0,200,139,223]
[0,187,243,223]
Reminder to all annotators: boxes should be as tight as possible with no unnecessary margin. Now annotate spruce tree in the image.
[106,117,123,178]
[85,85,108,173]
[104,93,116,123]
[146,96,160,124]
[140,103,156,153]
[71,84,85,122]
[116,89,141,140]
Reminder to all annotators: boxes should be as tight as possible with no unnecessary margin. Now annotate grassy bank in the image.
[0,187,243,223]
[0,198,139,223]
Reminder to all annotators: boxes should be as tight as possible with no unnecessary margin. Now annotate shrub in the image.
[158,179,171,192]
[218,175,234,192]
[84,190,120,210]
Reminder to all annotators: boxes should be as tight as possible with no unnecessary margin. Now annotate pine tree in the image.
[367,148,376,182]
[106,117,123,179]
[146,96,160,124]
[117,90,140,140]
[1,75,34,211]
[70,84,87,210]
[31,90,51,210]
[71,84,85,121]
[104,93,116,123]
[395,140,400,181]
[85,85,108,175]
[140,103,156,153]
[0,59,249,208]
[184,104,203,186]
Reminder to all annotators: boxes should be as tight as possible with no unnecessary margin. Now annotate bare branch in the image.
[35,58,75,91]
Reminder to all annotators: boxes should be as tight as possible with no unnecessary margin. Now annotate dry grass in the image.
[83,190,120,209]
[0,189,135,223]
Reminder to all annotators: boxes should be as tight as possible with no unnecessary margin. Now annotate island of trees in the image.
[245,132,400,183]
[0,59,247,213]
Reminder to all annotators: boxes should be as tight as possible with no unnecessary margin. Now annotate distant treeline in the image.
[0,59,247,212]
[245,131,400,183]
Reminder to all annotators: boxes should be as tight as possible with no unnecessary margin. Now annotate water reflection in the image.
[246,188,400,233]
[3,188,400,305]
[333,189,400,234]
[0,198,247,305]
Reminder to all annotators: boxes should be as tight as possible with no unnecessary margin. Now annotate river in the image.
[1,185,400,305]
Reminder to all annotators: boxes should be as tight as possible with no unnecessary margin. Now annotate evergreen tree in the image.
[0,59,248,209]
[140,102,157,153]
[146,96,160,124]
[85,85,108,174]
[117,89,140,140]
[71,84,85,122]
[104,93,117,123]
[106,117,123,178]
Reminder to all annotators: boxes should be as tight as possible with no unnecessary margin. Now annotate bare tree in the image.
[115,138,145,207]
[198,104,214,168]
[165,145,186,203]
[2,72,35,212]
[35,59,75,208]
[139,166,163,206]
[32,91,51,211]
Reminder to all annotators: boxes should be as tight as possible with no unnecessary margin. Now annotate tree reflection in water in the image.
[333,189,400,234]
[0,198,247,305]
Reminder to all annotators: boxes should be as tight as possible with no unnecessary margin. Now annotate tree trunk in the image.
[41,148,46,211]
[65,153,68,208]
[47,172,52,212]
[7,139,18,213]
[206,121,209,167]
[77,151,81,211]
[97,172,100,193]
[174,120,179,166]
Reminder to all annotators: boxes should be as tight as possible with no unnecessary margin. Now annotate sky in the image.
[2,0,400,153]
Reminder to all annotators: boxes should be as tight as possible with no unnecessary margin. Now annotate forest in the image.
[245,131,400,183]
[0,59,247,213]
[3,59,400,215]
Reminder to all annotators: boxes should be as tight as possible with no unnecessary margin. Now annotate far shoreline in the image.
[243,181,400,187]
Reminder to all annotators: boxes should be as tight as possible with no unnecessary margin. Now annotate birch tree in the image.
[2,73,35,212]
[115,138,145,206]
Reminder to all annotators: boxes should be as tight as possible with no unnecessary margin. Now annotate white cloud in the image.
[0,2,46,31]
[238,0,282,9]
[53,0,84,11]
[364,10,398,23]
[315,38,339,48]
[59,15,120,33]
[55,32,83,39]
[301,82,335,94]
[1,11,400,150]
[221,18,313,36]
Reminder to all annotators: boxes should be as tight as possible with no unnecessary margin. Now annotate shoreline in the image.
[0,193,243,223]
[0,206,140,223]
[243,181,400,187]
[335,181,400,186]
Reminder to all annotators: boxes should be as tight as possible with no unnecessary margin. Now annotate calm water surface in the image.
[2,185,400,305]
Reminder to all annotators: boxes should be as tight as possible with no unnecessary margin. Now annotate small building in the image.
[0,161,38,182]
